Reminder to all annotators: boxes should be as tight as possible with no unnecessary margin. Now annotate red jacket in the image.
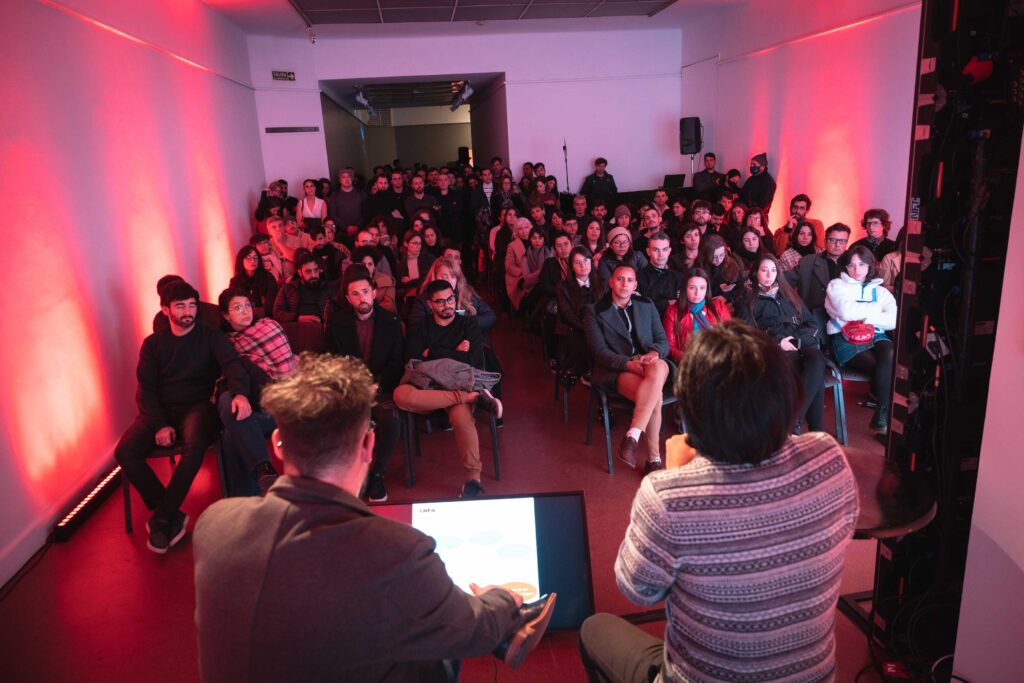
[662,298,732,363]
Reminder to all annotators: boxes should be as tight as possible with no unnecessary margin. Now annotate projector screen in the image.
[376,491,594,629]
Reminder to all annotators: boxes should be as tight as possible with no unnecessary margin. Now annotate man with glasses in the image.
[852,208,898,260]
[392,279,503,498]
[787,223,853,321]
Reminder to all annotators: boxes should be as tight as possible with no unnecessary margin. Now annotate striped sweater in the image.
[615,433,859,683]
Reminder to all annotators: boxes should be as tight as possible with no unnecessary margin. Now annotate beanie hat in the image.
[752,152,768,167]
[607,226,632,246]
[614,205,631,219]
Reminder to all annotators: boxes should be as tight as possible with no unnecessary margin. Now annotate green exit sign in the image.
[272,71,295,81]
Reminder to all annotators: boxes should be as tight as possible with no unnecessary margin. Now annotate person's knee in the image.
[579,612,619,654]
[650,358,669,379]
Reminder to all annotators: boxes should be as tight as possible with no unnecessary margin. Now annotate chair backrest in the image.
[281,321,326,353]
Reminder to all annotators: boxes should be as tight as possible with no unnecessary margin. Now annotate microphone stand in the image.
[563,139,570,195]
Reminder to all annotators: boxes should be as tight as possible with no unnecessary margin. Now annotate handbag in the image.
[841,320,875,345]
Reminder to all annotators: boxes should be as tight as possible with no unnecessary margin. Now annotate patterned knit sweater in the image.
[615,433,859,683]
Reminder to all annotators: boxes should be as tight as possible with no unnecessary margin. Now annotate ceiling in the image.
[293,0,679,24]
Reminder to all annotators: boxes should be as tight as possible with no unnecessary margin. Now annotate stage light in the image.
[50,466,123,542]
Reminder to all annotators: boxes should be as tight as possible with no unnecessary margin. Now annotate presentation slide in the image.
[412,497,541,602]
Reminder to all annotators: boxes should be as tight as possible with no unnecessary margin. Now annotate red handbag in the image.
[841,320,875,344]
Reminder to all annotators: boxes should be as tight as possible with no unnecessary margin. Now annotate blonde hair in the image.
[419,256,478,316]
[261,353,375,475]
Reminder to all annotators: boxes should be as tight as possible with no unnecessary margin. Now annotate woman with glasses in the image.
[597,226,648,282]
[397,229,436,301]
[825,245,898,433]
[229,245,278,320]
[556,246,605,384]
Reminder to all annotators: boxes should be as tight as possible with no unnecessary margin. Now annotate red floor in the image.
[0,319,885,682]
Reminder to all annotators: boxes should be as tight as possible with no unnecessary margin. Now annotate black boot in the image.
[870,404,889,434]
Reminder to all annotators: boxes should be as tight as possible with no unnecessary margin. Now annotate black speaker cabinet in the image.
[680,117,702,155]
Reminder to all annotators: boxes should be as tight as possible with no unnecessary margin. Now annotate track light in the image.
[450,82,473,111]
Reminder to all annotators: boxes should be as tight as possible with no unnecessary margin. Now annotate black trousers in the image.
[786,346,826,431]
[578,613,663,683]
[370,402,400,478]
[114,402,219,519]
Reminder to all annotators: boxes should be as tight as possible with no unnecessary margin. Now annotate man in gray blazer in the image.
[584,264,671,473]
[193,354,553,682]
[786,223,851,331]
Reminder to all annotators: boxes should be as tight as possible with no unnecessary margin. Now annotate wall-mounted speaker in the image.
[680,117,702,155]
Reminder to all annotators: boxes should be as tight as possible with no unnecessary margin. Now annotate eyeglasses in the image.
[430,294,457,306]
[243,254,260,261]
[611,238,630,247]
[827,238,849,245]
[229,302,253,313]
[864,219,883,226]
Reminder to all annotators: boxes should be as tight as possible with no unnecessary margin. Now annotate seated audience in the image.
[667,222,700,274]
[637,231,683,317]
[584,265,671,473]
[229,246,278,320]
[579,321,858,683]
[422,224,444,260]
[774,193,825,254]
[735,226,769,277]
[324,267,403,503]
[396,229,436,299]
[632,207,663,254]
[825,245,898,433]
[719,201,746,248]
[743,206,774,253]
[852,208,899,261]
[393,280,503,498]
[409,257,496,335]
[297,178,327,231]
[117,280,249,554]
[778,219,822,272]
[663,268,731,363]
[696,234,743,303]
[686,200,712,237]
[582,218,605,257]
[194,354,551,682]
[786,222,852,316]
[309,226,346,279]
[505,219,549,313]
[556,246,604,383]
[272,251,334,323]
[736,254,826,433]
[879,228,908,294]
[219,288,299,491]
[349,246,397,314]
[152,274,222,332]
[251,232,284,283]
[691,152,723,195]
[597,227,648,282]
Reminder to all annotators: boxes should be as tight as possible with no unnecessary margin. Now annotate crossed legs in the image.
[392,385,483,481]
[616,359,669,461]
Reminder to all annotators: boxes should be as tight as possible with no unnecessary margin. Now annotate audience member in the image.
[584,264,671,473]
[787,222,852,315]
[152,274,222,332]
[582,219,605,257]
[779,219,822,272]
[598,227,648,281]
[272,251,334,323]
[852,208,898,261]
[297,178,327,231]
[117,280,248,554]
[409,257,496,334]
[422,224,444,259]
[743,206,774,252]
[327,167,364,230]
[774,194,825,254]
[556,246,604,384]
[691,152,724,195]
[667,222,701,274]
[229,245,278,320]
[393,280,503,497]
[719,201,746,248]
[632,207,663,254]
[579,321,858,683]
[637,231,683,317]
[250,233,284,283]
[663,268,731,363]
[505,219,548,313]
[739,152,777,214]
[433,171,464,244]
[195,354,551,682]
[724,168,742,193]
[349,246,397,314]
[735,226,768,276]
[580,157,618,206]
[736,254,826,432]
[396,229,436,298]
[404,175,440,221]
[825,245,897,433]
[696,234,743,303]
[324,267,404,503]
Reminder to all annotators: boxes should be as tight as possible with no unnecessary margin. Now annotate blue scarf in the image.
[691,300,712,333]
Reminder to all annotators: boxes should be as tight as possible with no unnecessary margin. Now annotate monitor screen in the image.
[375,491,595,629]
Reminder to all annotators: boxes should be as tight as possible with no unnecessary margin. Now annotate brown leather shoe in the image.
[618,435,639,469]
[493,593,558,669]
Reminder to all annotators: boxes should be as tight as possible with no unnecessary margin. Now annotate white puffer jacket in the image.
[824,273,897,335]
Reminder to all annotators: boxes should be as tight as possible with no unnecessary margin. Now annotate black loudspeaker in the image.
[680,117,702,155]
[457,146,470,164]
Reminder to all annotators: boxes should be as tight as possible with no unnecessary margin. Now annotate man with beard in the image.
[638,231,684,317]
[324,266,404,503]
[327,167,364,230]
[115,279,250,554]
[272,251,335,323]
[632,207,663,254]
[687,199,713,237]
[392,280,503,498]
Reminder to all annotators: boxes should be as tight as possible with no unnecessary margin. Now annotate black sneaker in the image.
[474,389,503,419]
[146,515,171,554]
[254,461,279,493]
[367,473,388,503]
[460,479,485,498]
[643,459,665,475]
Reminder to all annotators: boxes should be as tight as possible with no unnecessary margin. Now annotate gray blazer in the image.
[583,293,669,392]
[786,252,834,313]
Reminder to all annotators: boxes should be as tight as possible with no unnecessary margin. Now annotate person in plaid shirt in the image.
[218,287,300,493]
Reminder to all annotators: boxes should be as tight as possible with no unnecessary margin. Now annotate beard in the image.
[302,277,320,287]
[171,314,195,328]
[437,308,456,319]
[356,302,372,315]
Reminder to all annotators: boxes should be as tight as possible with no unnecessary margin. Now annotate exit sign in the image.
[272,71,295,81]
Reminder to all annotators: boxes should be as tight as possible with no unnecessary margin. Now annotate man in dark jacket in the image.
[637,232,683,317]
[851,208,898,261]
[194,354,554,682]
[584,264,670,473]
[393,280,502,498]
[786,223,851,328]
[739,152,778,215]
[580,157,618,207]
[434,171,465,244]
[324,267,404,503]
[115,280,250,554]
[326,167,365,231]
[691,152,724,196]
[272,251,335,323]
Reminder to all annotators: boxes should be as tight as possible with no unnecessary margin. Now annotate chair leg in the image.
[400,410,414,487]
[553,365,561,402]
[214,437,229,498]
[835,381,849,446]
[585,389,595,445]
[562,384,570,424]
[122,474,133,534]
[601,396,613,474]
[490,415,501,480]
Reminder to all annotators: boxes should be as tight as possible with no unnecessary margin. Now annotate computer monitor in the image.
[663,174,686,190]
[375,491,595,629]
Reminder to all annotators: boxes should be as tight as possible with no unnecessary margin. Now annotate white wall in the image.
[0,0,262,585]
[250,20,683,192]
[470,81,510,171]
[680,0,920,237]
[953,136,1024,681]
